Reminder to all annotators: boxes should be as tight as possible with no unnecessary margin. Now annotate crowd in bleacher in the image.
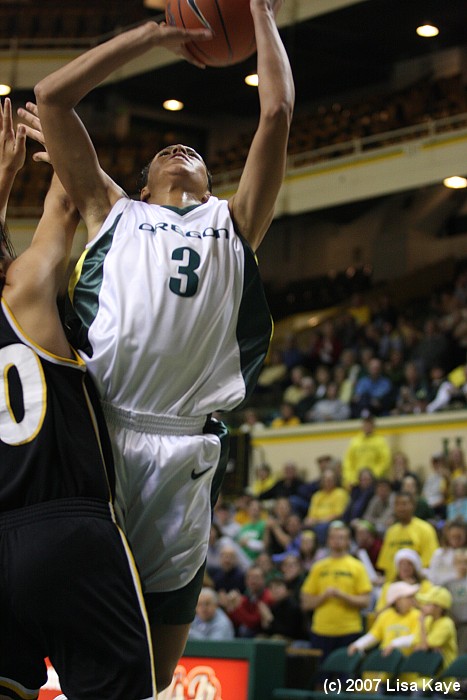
[189,437,467,688]
[234,262,467,429]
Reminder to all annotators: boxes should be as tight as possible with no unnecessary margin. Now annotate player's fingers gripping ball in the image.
[166,0,256,67]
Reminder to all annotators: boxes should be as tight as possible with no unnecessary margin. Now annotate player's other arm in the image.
[33,22,212,241]
[229,0,295,252]
[0,98,26,222]
[4,174,80,356]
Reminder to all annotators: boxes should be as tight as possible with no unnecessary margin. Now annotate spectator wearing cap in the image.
[375,548,433,613]
[342,414,391,489]
[376,492,439,581]
[348,581,421,657]
[416,586,458,672]
[300,522,372,660]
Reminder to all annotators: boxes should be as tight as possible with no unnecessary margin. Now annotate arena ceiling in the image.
[2,0,466,121]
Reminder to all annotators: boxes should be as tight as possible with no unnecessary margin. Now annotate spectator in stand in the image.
[353,519,383,584]
[392,361,429,416]
[306,381,351,422]
[426,362,467,413]
[375,548,433,613]
[295,375,317,422]
[300,522,372,660]
[296,529,325,573]
[376,492,439,581]
[249,463,277,498]
[255,346,287,401]
[362,478,396,536]
[348,581,421,657]
[270,401,302,429]
[383,348,406,390]
[445,548,467,653]
[291,454,337,516]
[425,365,449,409]
[447,444,466,479]
[350,357,394,417]
[210,545,246,594]
[390,450,413,492]
[282,333,306,371]
[427,519,467,586]
[282,365,309,405]
[313,364,332,402]
[342,413,391,488]
[343,468,376,526]
[213,501,242,539]
[259,461,305,501]
[235,498,267,562]
[421,453,449,519]
[415,586,458,672]
[238,408,266,433]
[263,497,293,557]
[411,317,451,376]
[206,525,250,577]
[258,573,307,641]
[255,552,277,586]
[400,474,435,521]
[221,564,274,638]
[313,320,343,368]
[188,588,235,641]
[304,468,349,545]
[348,292,371,328]
[447,476,467,521]
[334,363,356,405]
[281,553,308,604]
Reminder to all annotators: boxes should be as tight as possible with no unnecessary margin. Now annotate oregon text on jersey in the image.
[139,221,230,239]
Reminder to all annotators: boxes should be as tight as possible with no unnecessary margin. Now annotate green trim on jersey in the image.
[236,239,273,408]
[161,204,201,215]
[66,213,122,356]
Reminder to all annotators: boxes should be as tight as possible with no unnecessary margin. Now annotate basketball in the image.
[165,0,256,67]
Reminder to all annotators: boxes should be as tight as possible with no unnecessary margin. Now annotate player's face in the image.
[150,144,210,191]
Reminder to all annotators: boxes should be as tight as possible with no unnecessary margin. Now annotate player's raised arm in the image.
[229,0,295,252]
[0,98,26,222]
[33,21,212,241]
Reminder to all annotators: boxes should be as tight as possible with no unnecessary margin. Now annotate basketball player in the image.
[0,98,156,700]
[25,0,294,690]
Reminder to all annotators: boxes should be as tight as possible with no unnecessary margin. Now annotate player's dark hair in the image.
[138,158,213,194]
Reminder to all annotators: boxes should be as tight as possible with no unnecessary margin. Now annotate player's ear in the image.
[140,186,150,202]
[201,192,211,204]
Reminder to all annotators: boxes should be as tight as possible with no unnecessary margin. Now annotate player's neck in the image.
[148,184,207,208]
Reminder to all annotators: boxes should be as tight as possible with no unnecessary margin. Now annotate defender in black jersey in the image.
[0,99,155,700]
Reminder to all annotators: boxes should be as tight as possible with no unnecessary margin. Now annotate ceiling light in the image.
[416,24,439,38]
[443,176,467,189]
[163,99,184,112]
[0,84,11,96]
[245,74,259,87]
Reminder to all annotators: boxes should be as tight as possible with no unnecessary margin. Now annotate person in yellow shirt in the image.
[376,492,439,581]
[300,522,372,660]
[304,468,350,545]
[348,581,421,656]
[416,586,458,672]
[342,414,391,488]
[270,401,302,429]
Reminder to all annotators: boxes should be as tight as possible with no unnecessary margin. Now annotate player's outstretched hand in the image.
[0,98,26,174]
[16,101,50,163]
[150,21,212,68]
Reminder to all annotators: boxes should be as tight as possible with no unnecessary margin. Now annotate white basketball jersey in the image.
[67,196,272,418]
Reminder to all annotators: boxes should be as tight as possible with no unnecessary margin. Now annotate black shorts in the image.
[0,498,155,700]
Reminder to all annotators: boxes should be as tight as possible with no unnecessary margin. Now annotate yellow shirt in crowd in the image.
[301,554,372,636]
[423,615,458,671]
[342,433,391,487]
[369,607,421,654]
[307,487,350,522]
[376,519,439,580]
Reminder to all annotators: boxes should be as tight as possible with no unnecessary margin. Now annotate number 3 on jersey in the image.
[169,247,201,298]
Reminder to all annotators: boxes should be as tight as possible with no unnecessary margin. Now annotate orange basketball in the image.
[165,0,256,67]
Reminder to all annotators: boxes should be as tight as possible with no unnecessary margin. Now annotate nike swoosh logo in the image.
[191,466,214,480]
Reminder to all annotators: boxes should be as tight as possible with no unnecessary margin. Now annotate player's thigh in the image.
[151,623,191,692]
